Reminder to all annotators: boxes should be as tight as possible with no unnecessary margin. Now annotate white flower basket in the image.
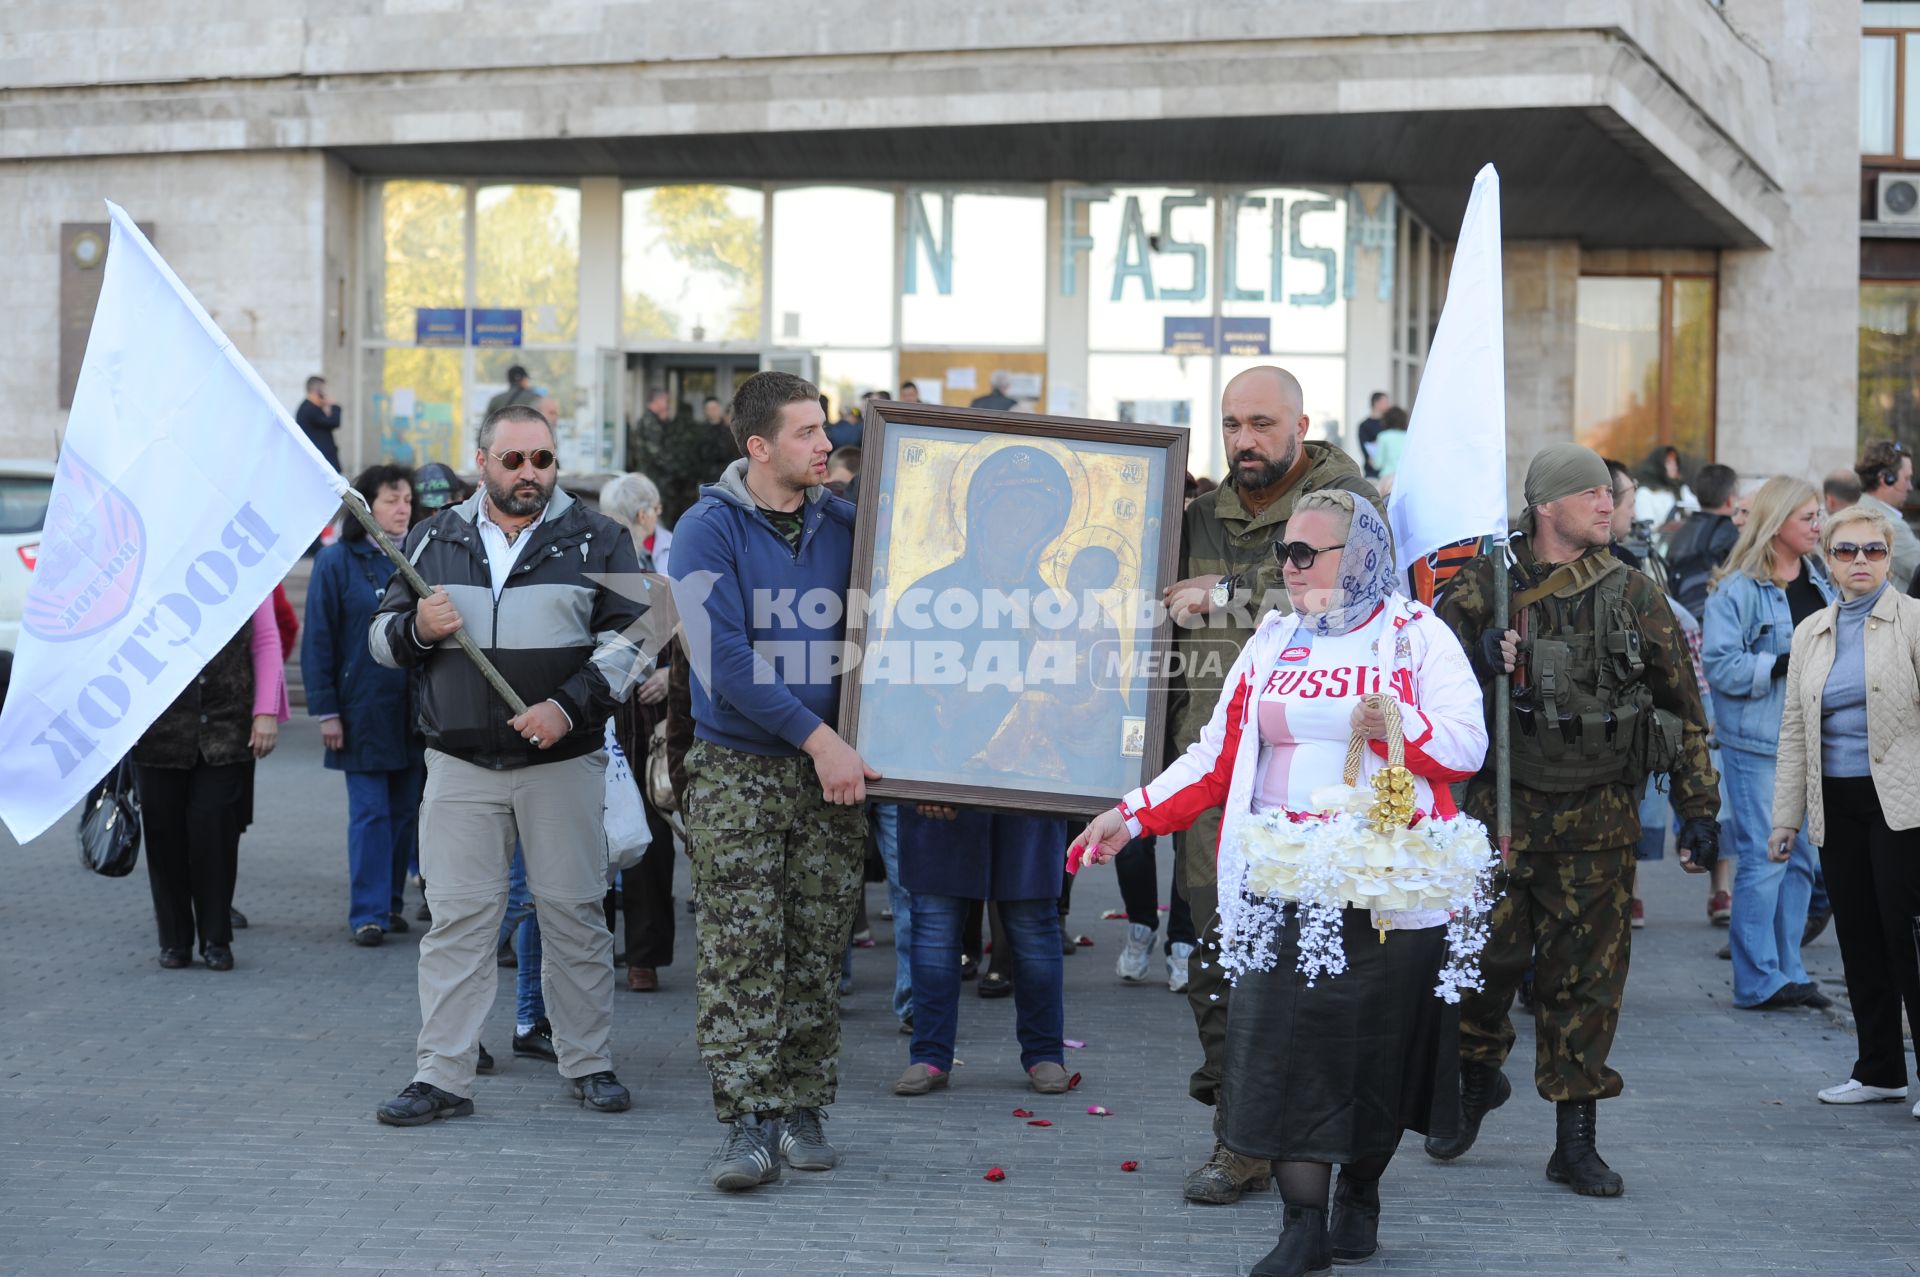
[1219,697,1499,1003]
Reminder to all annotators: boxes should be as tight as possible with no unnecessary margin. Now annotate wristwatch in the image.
[1209,574,1238,609]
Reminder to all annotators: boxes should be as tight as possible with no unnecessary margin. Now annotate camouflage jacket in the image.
[1168,441,1381,753]
[629,412,742,526]
[1435,536,1719,852]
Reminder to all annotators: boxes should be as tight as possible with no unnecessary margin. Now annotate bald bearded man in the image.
[1159,365,1383,1204]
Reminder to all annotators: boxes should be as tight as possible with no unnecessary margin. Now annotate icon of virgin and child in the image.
[856,430,1163,796]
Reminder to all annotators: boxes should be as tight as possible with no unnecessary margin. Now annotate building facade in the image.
[0,1,1861,494]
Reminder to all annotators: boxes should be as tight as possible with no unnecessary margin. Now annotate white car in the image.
[0,460,55,653]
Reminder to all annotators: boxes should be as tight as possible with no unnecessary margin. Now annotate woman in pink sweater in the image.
[132,596,288,970]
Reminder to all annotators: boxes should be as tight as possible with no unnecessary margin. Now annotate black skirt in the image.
[1222,907,1459,1163]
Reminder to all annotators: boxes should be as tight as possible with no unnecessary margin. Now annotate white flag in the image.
[0,203,344,843]
[1388,164,1508,579]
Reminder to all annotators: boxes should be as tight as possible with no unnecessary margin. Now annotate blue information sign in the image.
[1163,316,1215,355]
[415,307,466,347]
[1218,317,1271,356]
[471,307,523,348]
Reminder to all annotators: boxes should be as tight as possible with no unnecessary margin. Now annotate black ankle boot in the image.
[1250,1203,1331,1276]
[1328,1174,1380,1263]
[1545,1099,1624,1197]
[1424,1059,1510,1161]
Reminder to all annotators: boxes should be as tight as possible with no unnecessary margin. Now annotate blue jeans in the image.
[343,762,423,931]
[874,804,913,1020]
[1634,776,1667,861]
[909,893,1063,1073]
[495,845,546,1027]
[1720,745,1815,1006]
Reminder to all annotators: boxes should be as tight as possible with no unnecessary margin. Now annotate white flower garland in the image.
[1217,784,1501,1004]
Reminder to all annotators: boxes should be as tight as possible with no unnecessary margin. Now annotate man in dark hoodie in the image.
[1662,462,1740,618]
[669,370,873,1192]
[1160,365,1383,1205]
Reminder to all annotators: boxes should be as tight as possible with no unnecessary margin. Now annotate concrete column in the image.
[1502,241,1581,505]
[321,155,360,469]
[1345,184,1395,452]
[1716,0,1860,480]
[578,177,622,470]
[1044,181,1091,421]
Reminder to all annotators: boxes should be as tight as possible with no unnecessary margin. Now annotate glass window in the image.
[1573,275,1715,465]
[1866,35,1898,155]
[622,185,764,344]
[1086,353,1216,473]
[1574,278,1663,463]
[368,180,465,342]
[816,350,897,421]
[771,187,894,347]
[0,474,52,535]
[1860,283,1920,450]
[1217,188,1347,356]
[900,190,1047,348]
[476,184,579,345]
[1669,278,1716,467]
[1087,188,1216,352]
[365,347,466,468]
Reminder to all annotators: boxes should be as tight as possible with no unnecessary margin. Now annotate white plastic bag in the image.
[604,720,652,876]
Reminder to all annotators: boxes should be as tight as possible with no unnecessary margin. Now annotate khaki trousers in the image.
[413,748,615,1097]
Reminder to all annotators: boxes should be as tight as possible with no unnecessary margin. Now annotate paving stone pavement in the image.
[4,718,1918,1276]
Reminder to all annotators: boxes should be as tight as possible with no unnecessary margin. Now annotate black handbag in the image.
[78,756,141,877]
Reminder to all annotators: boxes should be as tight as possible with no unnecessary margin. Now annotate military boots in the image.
[1424,1059,1511,1160]
[1546,1099,1625,1196]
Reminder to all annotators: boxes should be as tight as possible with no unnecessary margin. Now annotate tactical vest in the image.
[1508,555,1683,793]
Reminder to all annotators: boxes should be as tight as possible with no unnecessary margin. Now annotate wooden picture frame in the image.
[838,401,1189,817]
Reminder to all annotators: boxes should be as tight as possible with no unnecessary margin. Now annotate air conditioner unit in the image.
[1878,172,1920,224]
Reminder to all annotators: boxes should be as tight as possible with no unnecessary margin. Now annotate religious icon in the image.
[841,402,1187,816]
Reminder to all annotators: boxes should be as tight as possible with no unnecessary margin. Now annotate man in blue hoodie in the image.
[669,370,876,1192]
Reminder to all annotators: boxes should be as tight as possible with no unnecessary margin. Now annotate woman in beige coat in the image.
[1771,502,1920,1116]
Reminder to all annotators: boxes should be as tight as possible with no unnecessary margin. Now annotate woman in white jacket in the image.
[1072,490,1487,1277]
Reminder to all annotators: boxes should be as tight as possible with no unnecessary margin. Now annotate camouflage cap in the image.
[1521,443,1610,532]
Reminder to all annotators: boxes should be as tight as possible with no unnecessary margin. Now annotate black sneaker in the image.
[476,1043,495,1074]
[496,937,517,968]
[375,1081,474,1127]
[779,1105,839,1170]
[416,901,432,923]
[1792,981,1834,1009]
[710,1115,782,1191]
[354,924,384,947]
[570,1071,632,1112]
[386,914,410,935]
[512,1018,558,1062]
[229,906,249,930]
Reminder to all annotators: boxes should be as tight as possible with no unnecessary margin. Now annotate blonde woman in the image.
[1701,478,1833,1010]
[1772,503,1920,1112]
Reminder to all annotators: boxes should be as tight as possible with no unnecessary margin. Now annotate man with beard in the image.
[1159,365,1382,1204]
[366,403,650,1127]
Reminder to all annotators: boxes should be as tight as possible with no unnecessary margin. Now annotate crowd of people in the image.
[113,364,1920,1277]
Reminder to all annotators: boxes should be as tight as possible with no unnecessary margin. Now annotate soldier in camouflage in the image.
[1161,365,1381,1204]
[1432,442,1720,1198]
[630,386,744,526]
[668,371,871,1192]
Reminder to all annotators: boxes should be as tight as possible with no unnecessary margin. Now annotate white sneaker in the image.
[1116,923,1154,983]
[1817,1078,1909,1104]
[1913,1098,1920,1120]
[1167,940,1195,993]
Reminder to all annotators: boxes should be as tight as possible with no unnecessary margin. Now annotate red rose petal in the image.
[1027,1119,1053,1127]
[983,1167,1006,1182]
[1068,1072,1083,1090]
[1075,934,1094,947]
[1011,1108,1034,1118]
[1121,1160,1140,1172]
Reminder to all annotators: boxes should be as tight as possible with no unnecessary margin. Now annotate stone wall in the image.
[1502,242,1581,508]
[1714,0,1862,481]
[0,152,332,460]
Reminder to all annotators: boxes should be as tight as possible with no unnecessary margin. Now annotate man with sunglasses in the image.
[1159,364,1382,1205]
[367,403,650,1128]
[1429,442,1720,1198]
[1852,440,1920,592]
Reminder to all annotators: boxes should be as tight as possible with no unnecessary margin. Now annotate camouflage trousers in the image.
[1459,846,1635,1102]
[685,739,866,1123]
[1177,810,1231,1110]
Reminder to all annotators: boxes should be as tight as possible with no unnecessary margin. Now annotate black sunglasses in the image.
[489,447,556,471]
[1276,540,1346,570]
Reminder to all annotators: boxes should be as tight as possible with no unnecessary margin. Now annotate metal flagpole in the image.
[333,485,530,719]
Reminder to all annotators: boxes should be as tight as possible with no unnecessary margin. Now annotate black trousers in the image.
[612,798,677,968]
[1820,777,1920,1089]
[1113,835,1199,949]
[136,761,248,952]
